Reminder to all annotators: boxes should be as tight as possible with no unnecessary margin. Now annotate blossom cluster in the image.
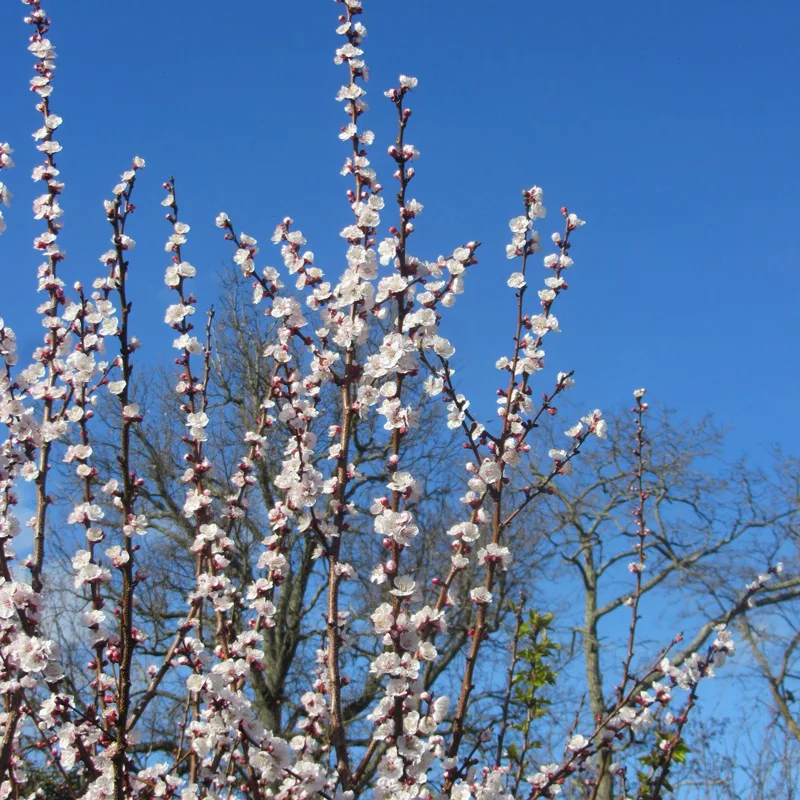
[0,1,768,799]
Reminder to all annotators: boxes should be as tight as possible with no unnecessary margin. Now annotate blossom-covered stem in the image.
[165,186,264,794]
[327,3,375,785]
[592,389,650,799]
[646,684,699,800]
[326,375,354,788]
[444,207,583,778]
[326,320,363,774]
[10,694,86,800]
[213,221,284,517]
[320,328,360,782]
[501,213,575,458]
[126,610,201,731]
[449,725,494,787]
[530,598,755,800]
[499,198,537,432]
[617,390,650,703]
[444,501,506,780]
[239,739,267,800]
[443,426,591,784]
[635,639,729,800]
[0,471,35,638]
[214,216,312,635]
[107,160,144,800]
[498,421,588,534]
[74,286,112,723]
[525,639,680,800]
[443,498,504,771]
[222,360,280,526]
[498,206,573,450]
[0,142,12,236]
[27,2,66,599]
[339,0,366,199]
[495,595,528,768]
[0,5,65,781]
[163,178,213,783]
[430,507,485,615]
[421,349,491,456]
[386,75,418,751]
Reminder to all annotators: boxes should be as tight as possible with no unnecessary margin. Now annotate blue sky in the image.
[1,0,798,460]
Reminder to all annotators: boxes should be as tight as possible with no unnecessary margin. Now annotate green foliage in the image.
[512,609,559,738]
[504,605,560,781]
[671,738,690,765]
[635,733,691,798]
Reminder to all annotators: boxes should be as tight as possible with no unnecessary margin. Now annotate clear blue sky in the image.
[1,0,798,460]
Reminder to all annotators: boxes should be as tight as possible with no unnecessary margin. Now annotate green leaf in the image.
[672,739,690,764]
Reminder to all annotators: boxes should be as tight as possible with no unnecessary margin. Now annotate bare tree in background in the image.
[481,408,800,799]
